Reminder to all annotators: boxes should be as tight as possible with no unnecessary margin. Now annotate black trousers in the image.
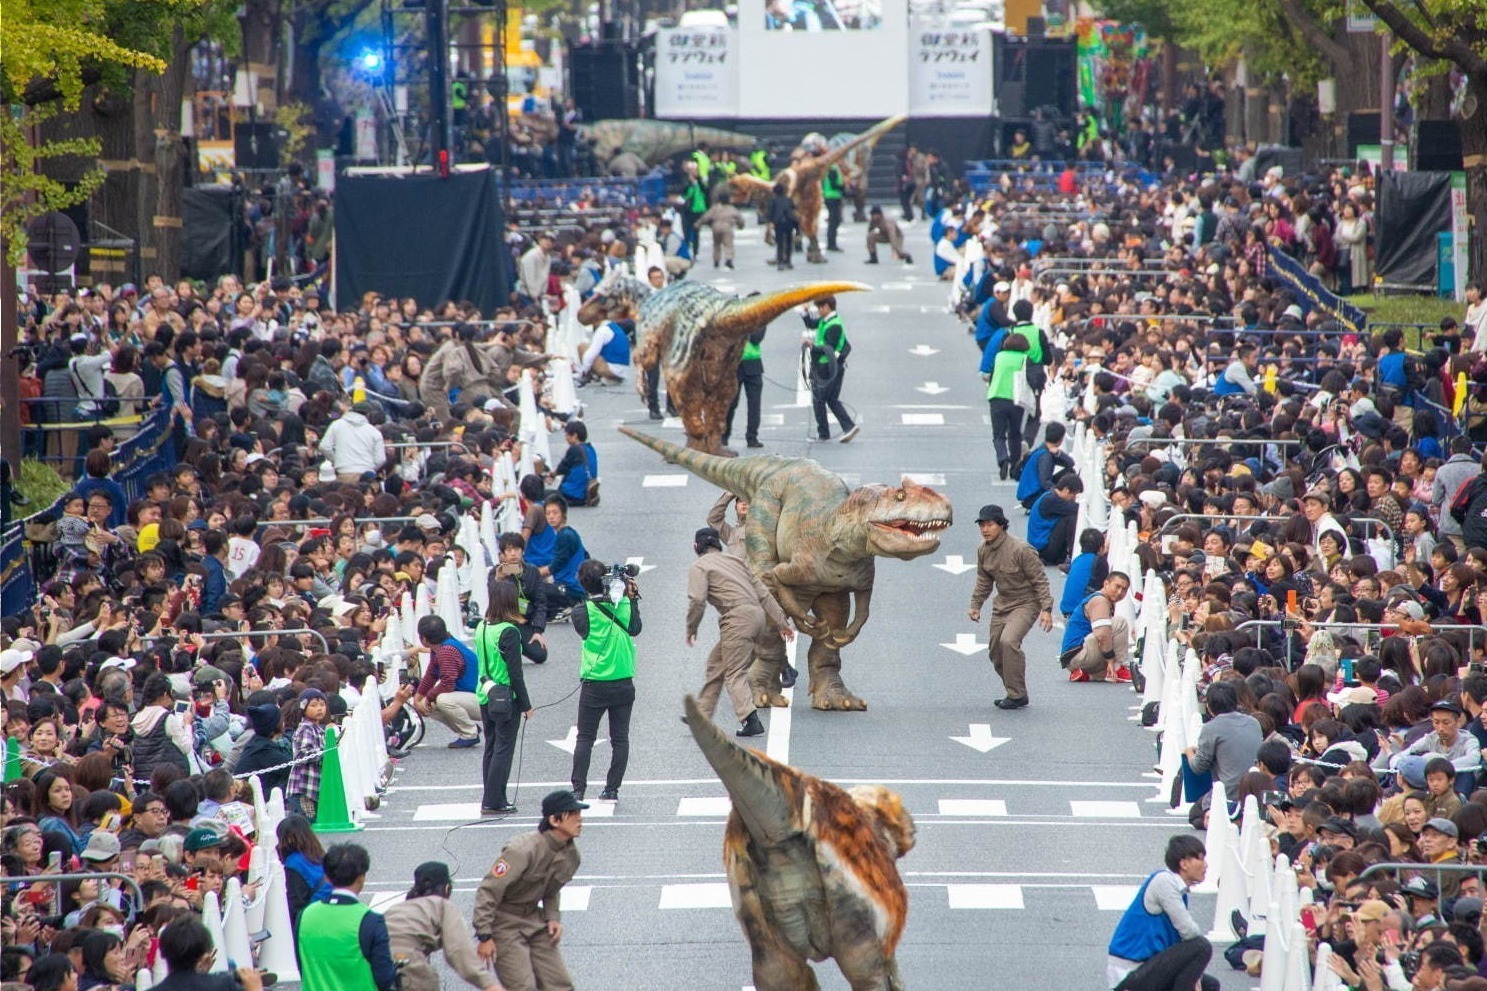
[725,362,763,444]
[1114,938,1219,991]
[899,184,915,220]
[644,366,677,417]
[825,198,843,249]
[1036,513,1076,566]
[516,622,548,664]
[571,678,635,795]
[988,398,1024,470]
[1022,392,1044,447]
[480,702,521,809]
[813,368,853,438]
[774,223,794,267]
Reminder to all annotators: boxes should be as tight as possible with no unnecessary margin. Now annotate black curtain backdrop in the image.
[335,167,508,313]
[1376,171,1452,289]
[181,186,236,282]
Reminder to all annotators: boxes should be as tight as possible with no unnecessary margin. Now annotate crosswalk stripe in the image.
[677,797,732,816]
[562,886,592,911]
[412,802,483,821]
[659,883,732,910]
[901,413,945,425]
[945,884,1024,909]
[1090,885,1142,911]
[1070,801,1142,819]
[936,799,1008,817]
[642,474,688,487]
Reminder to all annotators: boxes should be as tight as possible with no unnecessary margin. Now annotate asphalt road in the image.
[349,218,1249,990]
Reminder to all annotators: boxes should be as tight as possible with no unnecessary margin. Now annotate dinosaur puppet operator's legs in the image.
[750,635,790,709]
[807,591,867,711]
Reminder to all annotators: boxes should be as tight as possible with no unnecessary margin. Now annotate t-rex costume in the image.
[683,693,914,990]
[628,281,869,455]
[798,131,878,221]
[580,120,758,168]
[621,428,953,709]
[731,115,905,263]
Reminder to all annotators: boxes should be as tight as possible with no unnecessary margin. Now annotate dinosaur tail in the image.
[713,282,872,338]
[816,114,908,171]
[684,694,796,845]
[618,427,779,496]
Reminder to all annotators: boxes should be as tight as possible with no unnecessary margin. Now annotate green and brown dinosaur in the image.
[622,428,954,710]
[684,694,914,991]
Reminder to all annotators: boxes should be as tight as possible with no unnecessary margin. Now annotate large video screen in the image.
[764,0,882,30]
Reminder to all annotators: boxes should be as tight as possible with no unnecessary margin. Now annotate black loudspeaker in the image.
[1346,112,1380,158]
[1027,16,1046,36]
[234,122,283,170]
[569,42,640,121]
[994,35,1075,120]
[1415,119,1464,171]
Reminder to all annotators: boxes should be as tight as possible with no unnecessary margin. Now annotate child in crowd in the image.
[287,688,329,821]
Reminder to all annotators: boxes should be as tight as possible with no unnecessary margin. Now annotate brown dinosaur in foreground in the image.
[628,280,869,455]
[731,115,905,263]
[684,693,914,991]
[621,428,953,709]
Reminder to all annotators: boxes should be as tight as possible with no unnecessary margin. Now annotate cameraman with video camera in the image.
[568,559,641,802]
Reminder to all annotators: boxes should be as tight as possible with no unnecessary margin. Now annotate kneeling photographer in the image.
[568,560,641,802]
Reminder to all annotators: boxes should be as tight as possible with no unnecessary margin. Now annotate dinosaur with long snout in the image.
[622,428,953,710]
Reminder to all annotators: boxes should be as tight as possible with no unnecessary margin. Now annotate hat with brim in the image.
[81,829,122,862]
[541,789,590,817]
[976,504,1009,526]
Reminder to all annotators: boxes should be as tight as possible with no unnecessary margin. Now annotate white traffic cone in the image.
[202,891,229,972]
[245,846,268,933]
[401,592,418,648]
[415,583,432,623]
[221,877,254,970]
[1207,824,1249,942]
[1282,920,1312,991]
[257,846,300,982]
[1259,896,1287,991]
[1193,781,1229,894]
[1313,943,1343,991]
[1245,805,1274,938]
[265,787,287,845]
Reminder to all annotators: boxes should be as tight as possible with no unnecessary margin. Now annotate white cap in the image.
[99,656,136,673]
[245,452,266,465]
[483,398,506,413]
[993,281,1011,293]
[318,461,336,482]
[0,649,31,676]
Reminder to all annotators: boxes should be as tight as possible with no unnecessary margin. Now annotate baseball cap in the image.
[993,281,1011,294]
[0,648,33,676]
[1317,816,1357,837]
[99,656,136,674]
[1431,698,1464,716]
[1389,599,1426,621]
[81,830,122,862]
[1402,875,1439,899]
[1355,899,1391,923]
[976,504,1009,526]
[1422,817,1460,838]
[541,790,590,818]
[183,827,226,853]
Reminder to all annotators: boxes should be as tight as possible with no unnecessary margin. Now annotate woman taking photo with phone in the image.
[474,582,530,817]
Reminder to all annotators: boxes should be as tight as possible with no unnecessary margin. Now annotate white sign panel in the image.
[654,27,738,118]
[1451,171,1468,301]
[909,24,993,117]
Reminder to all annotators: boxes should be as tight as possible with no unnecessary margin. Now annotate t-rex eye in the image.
[896,491,905,501]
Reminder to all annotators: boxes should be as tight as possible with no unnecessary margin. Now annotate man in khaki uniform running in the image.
[967,504,1053,710]
[473,790,586,991]
[686,527,794,738]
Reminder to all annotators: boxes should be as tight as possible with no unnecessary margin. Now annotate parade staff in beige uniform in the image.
[967,504,1053,710]
[685,527,795,738]
[383,862,499,991]
[473,790,587,991]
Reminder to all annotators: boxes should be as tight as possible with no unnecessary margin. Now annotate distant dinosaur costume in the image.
[628,281,869,455]
[683,693,914,990]
[621,428,953,709]
[580,120,758,168]
[799,131,879,221]
[732,115,905,263]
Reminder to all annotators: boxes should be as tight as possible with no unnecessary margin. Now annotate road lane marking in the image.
[936,799,1008,816]
[946,884,1024,909]
[659,883,732,909]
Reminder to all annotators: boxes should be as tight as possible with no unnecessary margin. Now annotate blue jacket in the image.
[978,327,1009,375]
[1028,491,1078,551]
[201,555,228,616]
[1061,553,1098,617]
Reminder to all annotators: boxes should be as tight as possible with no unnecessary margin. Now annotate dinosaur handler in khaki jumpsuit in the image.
[967,503,1053,710]
[473,790,587,991]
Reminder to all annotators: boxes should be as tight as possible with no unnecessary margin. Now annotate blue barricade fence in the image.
[508,171,667,208]
[1,406,175,616]
[1265,245,1368,335]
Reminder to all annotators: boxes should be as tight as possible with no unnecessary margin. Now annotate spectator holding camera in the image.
[568,559,641,802]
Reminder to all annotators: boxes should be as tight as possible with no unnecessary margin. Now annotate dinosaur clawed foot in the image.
[810,691,868,711]
[754,691,790,708]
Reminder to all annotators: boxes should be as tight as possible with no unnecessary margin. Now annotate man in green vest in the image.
[805,296,858,443]
[749,148,771,181]
[724,326,767,450]
[822,163,846,253]
[691,144,712,184]
[298,843,399,991]
[680,160,708,258]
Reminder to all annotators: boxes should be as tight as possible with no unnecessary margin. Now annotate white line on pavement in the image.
[642,474,688,487]
[388,776,1160,792]
[363,818,1185,833]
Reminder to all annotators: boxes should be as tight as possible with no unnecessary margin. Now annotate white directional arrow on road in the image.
[625,556,656,575]
[940,633,987,655]
[907,345,940,357]
[950,724,1011,753]
[916,381,950,395]
[548,726,606,755]
[932,555,975,575]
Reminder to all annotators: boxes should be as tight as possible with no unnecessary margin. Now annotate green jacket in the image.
[749,150,771,180]
[822,165,845,201]
[691,149,712,183]
[988,350,1027,401]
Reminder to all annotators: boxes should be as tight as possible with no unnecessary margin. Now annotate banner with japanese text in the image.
[908,23,992,117]
[654,27,739,118]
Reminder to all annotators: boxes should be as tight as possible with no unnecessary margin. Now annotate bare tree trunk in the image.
[241,0,283,110]
[1461,73,1487,287]
[133,26,193,282]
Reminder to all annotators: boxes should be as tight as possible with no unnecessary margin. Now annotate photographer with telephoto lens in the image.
[568,559,642,802]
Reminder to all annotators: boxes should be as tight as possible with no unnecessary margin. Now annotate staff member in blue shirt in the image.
[1106,834,1218,991]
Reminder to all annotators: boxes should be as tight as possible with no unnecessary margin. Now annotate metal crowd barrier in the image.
[189,627,333,654]
[1157,511,1393,545]
[6,872,145,922]
[1233,619,1487,658]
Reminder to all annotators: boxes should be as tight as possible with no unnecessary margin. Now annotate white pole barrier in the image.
[257,844,301,982]
[401,592,418,647]
[202,891,229,972]
[244,846,268,933]
[221,877,254,969]
[1206,836,1247,943]
[1282,919,1312,991]
[1193,780,1229,894]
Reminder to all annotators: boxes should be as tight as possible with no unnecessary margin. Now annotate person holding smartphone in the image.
[128,673,193,780]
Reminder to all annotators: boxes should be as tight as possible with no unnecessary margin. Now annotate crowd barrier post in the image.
[202,890,230,972]
[257,843,301,982]
[221,876,254,969]
[311,725,362,834]
[1194,780,1230,894]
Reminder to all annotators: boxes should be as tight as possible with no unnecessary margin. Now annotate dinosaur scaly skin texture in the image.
[622,428,953,709]
[732,115,905,263]
[685,694,915,991]
[627,281,869,455]
[579,120,758,167]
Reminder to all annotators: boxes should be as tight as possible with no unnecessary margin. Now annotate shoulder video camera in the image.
[602,562,640,603]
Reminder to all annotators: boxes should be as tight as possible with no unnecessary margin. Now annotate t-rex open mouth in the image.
[872,519,950,538]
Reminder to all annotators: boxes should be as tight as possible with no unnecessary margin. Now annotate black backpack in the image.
[96,378,122,418]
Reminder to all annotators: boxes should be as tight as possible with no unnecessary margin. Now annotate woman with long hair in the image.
[276,814,332,933]
[474,582,531,816]
[34,768,86,855]
[383,862,493,991]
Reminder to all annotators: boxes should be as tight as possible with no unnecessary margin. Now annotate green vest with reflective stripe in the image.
[716,159,737,179]
[742,340,762,362]
[580,600,635,681]
[683,180,707,213]
[691,149,712,182]
[814,313,845,364]
[474,620,516,703]
[299,900,376,991]
[452,80,468,111]
[822,165,844,201]
[1012,321,1042,364]
[749,150,771,180]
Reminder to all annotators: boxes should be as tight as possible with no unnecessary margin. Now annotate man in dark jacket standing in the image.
[724,327,767,450]
[769,182,796,270]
